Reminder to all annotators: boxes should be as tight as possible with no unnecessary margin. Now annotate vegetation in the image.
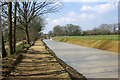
[55,35,119,40]
[6,42,30,58]
[83,24,118,35]
[54,35,119,53]
[0,1,62,58]
[49,24,82,36]
[48,23,118,37]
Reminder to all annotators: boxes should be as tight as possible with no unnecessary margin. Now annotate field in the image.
[53,35,119,53]
[55,35,119,40]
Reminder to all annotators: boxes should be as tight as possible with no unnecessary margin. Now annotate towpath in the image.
[8,40,71,80]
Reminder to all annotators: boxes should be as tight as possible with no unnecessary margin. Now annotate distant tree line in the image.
[83,24,118,35]
[49,24,82,36]
[49,23,118,36]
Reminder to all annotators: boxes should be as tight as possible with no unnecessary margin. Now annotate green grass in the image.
[4,40,8,45]
[16,43,24,53]
[6,43,30,58]
[53,35,119,53]
[22,44,31,49]
[55,35,119,40]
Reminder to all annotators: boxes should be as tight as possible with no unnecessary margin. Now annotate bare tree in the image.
[13,2,17,53]
[29,16,45,42]
[83,23,118,35]
[65,24,81,36]
[113,24,117,32]
[17,1,62,44]
[53,24,82,36]
[48,31,53,37]
[0,3,7,57]
[8,2,13,55]
[2,32,7,57]
[53,25,63,36]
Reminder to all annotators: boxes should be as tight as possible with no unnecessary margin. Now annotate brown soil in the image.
[4,40,71,80]
[2,53,23,79]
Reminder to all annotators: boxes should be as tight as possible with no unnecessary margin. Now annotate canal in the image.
[43,39,118,78]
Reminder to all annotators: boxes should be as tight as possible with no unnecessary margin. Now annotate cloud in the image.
[80,13,96,19]
[50,11,96,26]
[43,12,97,33]
[80,3,116,14]
[45,18,50,21]
[115,2,118,7]
[52,19,59,23]
[69,11,76,17]
[114,17,117,20]
[51,17,75,24]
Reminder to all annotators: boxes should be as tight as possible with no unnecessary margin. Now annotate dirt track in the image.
[7,40,71,80]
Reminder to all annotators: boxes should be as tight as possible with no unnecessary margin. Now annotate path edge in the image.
[42,39,87,80]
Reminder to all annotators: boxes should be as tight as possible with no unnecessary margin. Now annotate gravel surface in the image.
[8,40,71,80]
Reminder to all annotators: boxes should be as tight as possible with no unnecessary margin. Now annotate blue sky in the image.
[42,1,118,33]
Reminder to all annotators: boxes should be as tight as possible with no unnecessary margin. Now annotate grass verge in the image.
[53,37,119,53]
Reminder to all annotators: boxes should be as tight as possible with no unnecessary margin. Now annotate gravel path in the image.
[8,40,71,80]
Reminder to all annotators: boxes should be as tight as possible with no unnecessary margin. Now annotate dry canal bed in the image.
[43,39,119,79]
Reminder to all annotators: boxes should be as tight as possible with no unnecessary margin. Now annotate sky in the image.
[42,0,118,34]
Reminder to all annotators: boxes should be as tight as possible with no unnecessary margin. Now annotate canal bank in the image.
[54,38,118,53]
[43,39,118,79]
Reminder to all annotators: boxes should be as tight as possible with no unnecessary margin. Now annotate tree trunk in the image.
[8,2,13,55]
[13,2,17,53]
[25,26,30,44]
[2,32,7,57]
[0,31,2,58]
[0,7,2,58]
